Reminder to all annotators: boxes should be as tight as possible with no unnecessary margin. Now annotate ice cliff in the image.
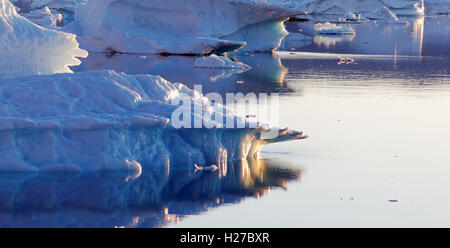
[65,0,302,54]
[0,70,306,172]
[0,0,87,77]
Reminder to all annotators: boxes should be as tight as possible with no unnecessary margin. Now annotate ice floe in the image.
[0,0,87,77]
[268,0,425,17]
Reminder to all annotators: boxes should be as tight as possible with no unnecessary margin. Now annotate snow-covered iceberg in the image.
[0,0,87,77]
[66,0,301,54]
[0,70,306,172]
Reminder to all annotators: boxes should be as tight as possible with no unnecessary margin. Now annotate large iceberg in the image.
[0,70,306,172]
[66,0,301,54]
[10,0,85,12]
[0,0,87,77]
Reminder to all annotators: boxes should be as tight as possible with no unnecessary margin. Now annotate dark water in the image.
[4,16,449,227]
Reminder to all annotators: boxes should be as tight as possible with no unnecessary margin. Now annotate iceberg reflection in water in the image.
[0,159,299,227]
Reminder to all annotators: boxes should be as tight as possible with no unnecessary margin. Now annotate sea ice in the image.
[0,0,87,77]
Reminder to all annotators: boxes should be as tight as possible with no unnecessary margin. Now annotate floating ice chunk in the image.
[194,55,251,71]
[0,0,88,77]
[0,70,307,172]
[66,0,301,54]
[314,22,355,35]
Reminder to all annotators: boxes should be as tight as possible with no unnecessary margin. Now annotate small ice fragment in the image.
[314,22,355,35]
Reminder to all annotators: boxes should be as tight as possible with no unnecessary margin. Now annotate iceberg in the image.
[66,0,301,54]
[194,55,251,71]
[268,0,425,17]
[314,22,355,35]
[0,0,88,77]
[0,70,306,172]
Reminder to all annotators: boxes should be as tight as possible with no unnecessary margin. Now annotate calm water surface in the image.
[2,16,449,227]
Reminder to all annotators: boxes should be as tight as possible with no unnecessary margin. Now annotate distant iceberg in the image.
[0,70,307,172]
[314,22,355,35]
[268,0,425,17]
[65,0,302,55]
[194,55,251,71]
[0,0,87,77]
